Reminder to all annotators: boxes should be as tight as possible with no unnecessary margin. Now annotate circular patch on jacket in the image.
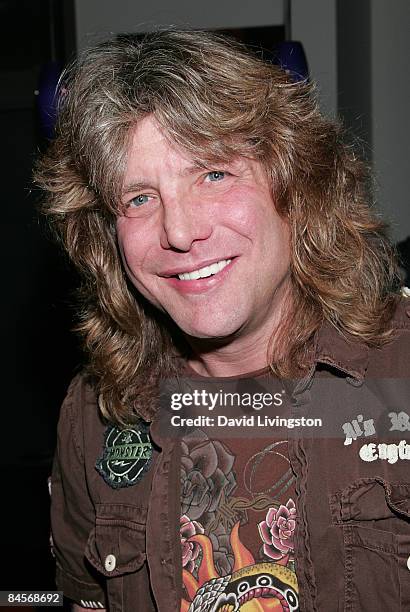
[96,422,153,488]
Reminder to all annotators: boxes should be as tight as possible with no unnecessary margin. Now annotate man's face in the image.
[116,116,291,342]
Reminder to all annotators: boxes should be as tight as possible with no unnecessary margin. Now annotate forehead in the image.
[124,116,195,179]
[129,115,170,148]
[122,115,263,192]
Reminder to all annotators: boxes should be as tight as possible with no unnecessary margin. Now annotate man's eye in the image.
[129,194,150,207]
[205,171,226,182]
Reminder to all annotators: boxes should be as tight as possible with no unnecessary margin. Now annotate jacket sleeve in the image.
[50,374,107,609]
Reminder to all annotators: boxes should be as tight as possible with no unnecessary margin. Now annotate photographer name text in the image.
[170,414,322,428]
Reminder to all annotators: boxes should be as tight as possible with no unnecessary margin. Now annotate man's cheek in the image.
[117,239,133,277]
[221,194,260,234]
[120,260,165,312]
[116,241,145,289]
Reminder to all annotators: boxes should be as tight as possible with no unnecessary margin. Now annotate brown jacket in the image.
[50,298,410,611]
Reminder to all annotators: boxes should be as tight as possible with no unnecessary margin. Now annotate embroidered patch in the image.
[96,422,153,488]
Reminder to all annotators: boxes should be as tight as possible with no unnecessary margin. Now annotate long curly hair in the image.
[35,30,399,424]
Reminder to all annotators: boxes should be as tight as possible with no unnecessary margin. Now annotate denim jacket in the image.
[50,298,410,611]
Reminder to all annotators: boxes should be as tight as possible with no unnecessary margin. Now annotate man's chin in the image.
[177,320,245,347]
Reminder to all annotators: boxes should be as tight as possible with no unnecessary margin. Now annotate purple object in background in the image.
[275,41,309,82]
[37,60,61,139]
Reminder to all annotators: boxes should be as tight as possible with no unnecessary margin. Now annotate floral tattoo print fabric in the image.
[180,430,299,611]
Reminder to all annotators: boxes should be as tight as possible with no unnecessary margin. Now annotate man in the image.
[36,30,410,611]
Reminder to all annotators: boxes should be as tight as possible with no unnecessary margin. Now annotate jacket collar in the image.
[313,321,370,383]
[147,321,371,424]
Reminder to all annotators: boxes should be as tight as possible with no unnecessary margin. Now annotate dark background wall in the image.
[0,0,79,593]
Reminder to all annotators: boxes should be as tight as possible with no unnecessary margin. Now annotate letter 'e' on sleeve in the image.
[50,375,106,608]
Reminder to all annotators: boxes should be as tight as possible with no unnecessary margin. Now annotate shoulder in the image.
[367,295,410,378]
[57,371,104,462]
[63,370,99,411]
[390,292,410,331]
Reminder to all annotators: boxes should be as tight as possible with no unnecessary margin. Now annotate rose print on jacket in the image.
[181,431,237,575]
[258,498,296,562]
[181,431,236,520]
[180,515,204,572]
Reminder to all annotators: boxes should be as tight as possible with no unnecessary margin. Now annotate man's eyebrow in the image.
[121,180,152,196]
[121,164,208,196]
[180,162,209,176]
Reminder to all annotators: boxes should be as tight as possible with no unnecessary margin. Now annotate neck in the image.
[187,344,270,378]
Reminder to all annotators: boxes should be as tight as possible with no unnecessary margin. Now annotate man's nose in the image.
[159,192,212,251]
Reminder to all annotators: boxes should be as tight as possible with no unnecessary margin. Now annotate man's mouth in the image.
[177,259,232,281]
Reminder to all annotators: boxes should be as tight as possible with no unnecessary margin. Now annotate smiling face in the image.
[116,116,291,349]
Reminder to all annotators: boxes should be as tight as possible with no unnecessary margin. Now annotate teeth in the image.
[178,259,231,281]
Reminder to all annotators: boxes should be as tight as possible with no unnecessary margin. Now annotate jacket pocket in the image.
[85,503,147,612]
[330,477,410,612]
